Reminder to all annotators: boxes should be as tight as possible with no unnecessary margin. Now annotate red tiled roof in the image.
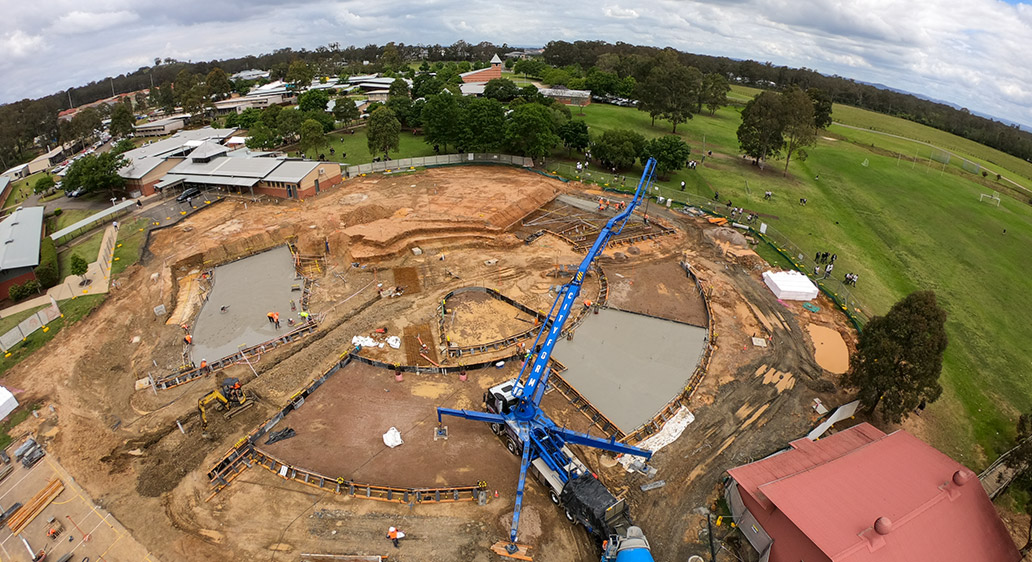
[729,423,1019,562]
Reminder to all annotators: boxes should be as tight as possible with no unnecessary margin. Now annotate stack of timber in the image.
[7,478,64,534]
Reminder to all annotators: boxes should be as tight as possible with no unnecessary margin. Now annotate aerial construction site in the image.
[2,163,856,561]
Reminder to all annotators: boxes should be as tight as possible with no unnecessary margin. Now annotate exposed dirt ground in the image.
[0,166,865,562]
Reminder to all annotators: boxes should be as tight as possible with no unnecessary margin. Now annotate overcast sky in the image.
[2,0,1030,126]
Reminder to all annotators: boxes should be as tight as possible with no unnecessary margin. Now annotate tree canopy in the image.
[298,89,331,112]
[505,103,560,159]
[737,91,786,165]
[641,135,691,177]
[841,290,948,423]
[333,98,360,126]
[807,87,834,130]
[70,254,89,283]
[109,101,135,138]
[298,119,329,157]
[557,120,590,155]
[421,93,463,151]
[286,60,314,90]
[592,129,646,170]
[62,151,128,197]
[206,68,232,100]
[780,86,818,174]
[32,175,55,194]
[1004,414,1032,556]
[483,78,520,102]
[367,106,401,157]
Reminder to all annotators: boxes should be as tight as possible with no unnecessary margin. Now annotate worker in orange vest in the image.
[199,359,208,373]
[386,526,404,548]
[272,312,280,329]
[184,334,192,345]
[267,312,275,323]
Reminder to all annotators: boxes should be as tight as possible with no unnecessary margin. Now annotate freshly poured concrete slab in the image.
[191,245,299,362]
[551,308,707,432]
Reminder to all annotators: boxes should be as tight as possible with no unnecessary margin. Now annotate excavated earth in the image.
[1,166,860,562]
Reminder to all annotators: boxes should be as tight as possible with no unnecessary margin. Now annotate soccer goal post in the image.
[979,193,1001,207]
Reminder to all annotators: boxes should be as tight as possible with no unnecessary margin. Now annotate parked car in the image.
[0,450,9,464]
[13,438,37,460]
[67,187,86,198]
[176,187,201,202]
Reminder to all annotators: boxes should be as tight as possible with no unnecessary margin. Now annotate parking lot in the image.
[0,440,154,562]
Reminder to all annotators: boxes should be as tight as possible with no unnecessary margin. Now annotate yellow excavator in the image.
[198,377,259,436]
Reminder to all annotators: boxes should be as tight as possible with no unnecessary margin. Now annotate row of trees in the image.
[540,40,1032,162]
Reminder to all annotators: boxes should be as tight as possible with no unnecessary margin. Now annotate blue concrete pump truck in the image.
[438,158,660,561]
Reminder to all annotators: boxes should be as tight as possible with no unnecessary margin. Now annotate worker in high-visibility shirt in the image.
[386,526,404,548]
[184,334,192,345]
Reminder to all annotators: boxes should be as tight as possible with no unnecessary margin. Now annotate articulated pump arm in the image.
[514,157,658,413]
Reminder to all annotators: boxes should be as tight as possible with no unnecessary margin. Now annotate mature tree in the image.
[70,254,89,285]
[513,59,546,78]
[412,74,444,98]
[303,109,335,133]
[62,152,128,197]
[807,87,834,131]
[592,129,646,170]
[841,291,948,423]
[557,120,589,155]
[298,89,331,112]
[173,70,197,107]
[780,86,818,174]
[661,65,704,132]
[422,93,463,151]
[584,69,621,97]
[276,108,306,141]
[111,138,136,155]
[206,68,232,100]
[1004,414,1032,556]
[505,102,560,159]
[298,119,329,158]
[227,107,263,130]
[702,73,731,115]
[380,42,403,70]
[484,78,520,102]
[457,97,506,152]
[32,175,55,194]
[151,82,175,113]
[245,123,279,150]
[270,62,290,81]
[737,91,785,166]
[641,135,691,178]
[260,104,282,129]
[518,84,545,105]
[388,78,411,99]
[366,106,401,158]
[384,93,412,127]
[333,98,360,127]
[109,101,135,138]
[134,91,148,110]
[635,66,666,126]
[286,60,315,91]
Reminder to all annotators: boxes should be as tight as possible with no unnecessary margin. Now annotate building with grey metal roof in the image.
[0,206,45,299]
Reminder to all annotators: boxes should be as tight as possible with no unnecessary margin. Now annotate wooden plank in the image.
[8,478,64,534]
[490,541,533,561]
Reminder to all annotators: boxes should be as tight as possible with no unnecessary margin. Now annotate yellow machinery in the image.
[198,377,259,432]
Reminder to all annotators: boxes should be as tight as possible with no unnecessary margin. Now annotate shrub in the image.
[53,208,63,217]
[21,280,40,295]
[8,284,25,301]
[34,238,59,289]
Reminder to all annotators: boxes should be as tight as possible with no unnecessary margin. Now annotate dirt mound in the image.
[341,204,393,226]
[706,226,748,247]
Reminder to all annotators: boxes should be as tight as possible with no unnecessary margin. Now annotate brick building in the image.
[460,54,503,83]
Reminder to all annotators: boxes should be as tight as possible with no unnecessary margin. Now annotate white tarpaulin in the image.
[0,386,18,421]
[763,270,819,301]
[352,335,385,348]
[383,427,403,448]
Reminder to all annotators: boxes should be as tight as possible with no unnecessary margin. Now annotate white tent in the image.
[0,386,18,421]
[763,270,819,301]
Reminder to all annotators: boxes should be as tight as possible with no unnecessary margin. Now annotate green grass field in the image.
[111,218,151,276]
[560,98,1032,465]
[3,172,51,208]
[58,230,103,282]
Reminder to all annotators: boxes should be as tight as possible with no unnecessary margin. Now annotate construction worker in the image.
[267,312,275,323]
[583,299,592,310]
[199,359,208,373]
[272,312,280,329]
[184,334,192,345]
[386,526,402,548]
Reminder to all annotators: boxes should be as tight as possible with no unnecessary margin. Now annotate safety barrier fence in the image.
[437,287,547,359]
[0,298,62,352]
[247,448,482,504]
[346,153,533,176]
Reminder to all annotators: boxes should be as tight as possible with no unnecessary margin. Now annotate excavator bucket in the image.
[490,540,533,561]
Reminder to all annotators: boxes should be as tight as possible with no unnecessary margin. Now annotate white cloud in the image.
[0,30,45,60]
[50,10,139,35]
[1,0,1031,126]
[603,5,639,19]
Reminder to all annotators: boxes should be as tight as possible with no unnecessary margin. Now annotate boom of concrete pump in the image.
[438,158,660,559]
